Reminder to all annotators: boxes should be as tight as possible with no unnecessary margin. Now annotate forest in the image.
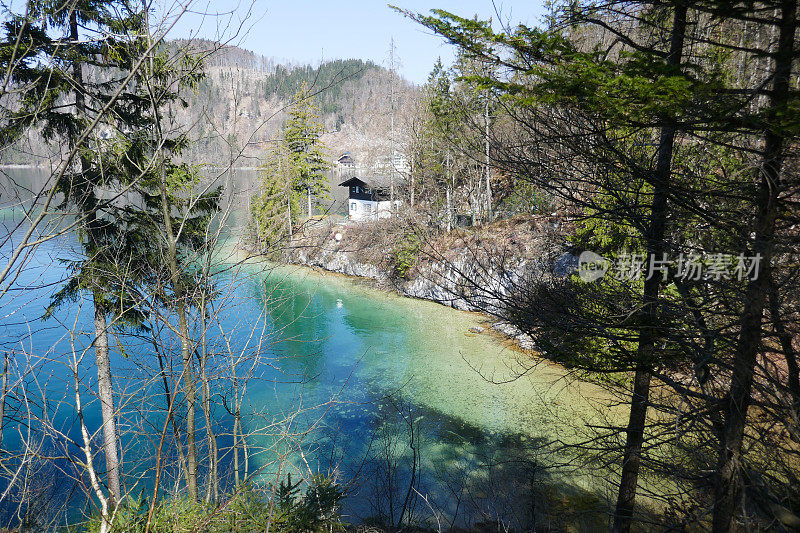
[1,0,800,532]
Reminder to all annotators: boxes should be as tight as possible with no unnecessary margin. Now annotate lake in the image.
[0,166,622,529]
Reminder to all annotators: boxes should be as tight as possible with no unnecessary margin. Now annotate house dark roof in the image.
[338,174,405,189]
[337,152,354,165]
[338,176,367,188]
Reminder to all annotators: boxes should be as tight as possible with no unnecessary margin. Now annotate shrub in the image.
[391,232,422,279]
[81,475,344,533]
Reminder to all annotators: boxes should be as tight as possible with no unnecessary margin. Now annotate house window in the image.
[350,202,357,212]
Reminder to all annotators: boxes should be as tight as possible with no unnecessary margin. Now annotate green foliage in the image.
[81,477,344,533]
[251,84,331,246]
[270,474,345,532]
[391,232,422,279]
[263,59,379,121]
[250,144,297,251]
[34,1,161,328]
[397,7,734,133]
[284,83,331,200]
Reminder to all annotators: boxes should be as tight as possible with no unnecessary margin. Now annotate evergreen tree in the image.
[400,1,800,530]
[252,83,329,244]
[283,83,330,219]
[35,0,153,509]
[251,142,295,250]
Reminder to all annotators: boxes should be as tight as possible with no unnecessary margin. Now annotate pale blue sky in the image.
[165,1,547,84]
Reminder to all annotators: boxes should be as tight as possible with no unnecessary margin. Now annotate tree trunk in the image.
[446,185,451,232]
[484,95,492,223]
[176,283,198,501]
[200,299,218,503]
[283,157,292,239]
[153,334,189,486]
[71,8,122,507]
[712,1,796,530]
[159,180,198,500]
[93,293,122,506]
[307,187,312,219]
[0,353,8,459]
[446,151,452,232]
[612,5,686,531]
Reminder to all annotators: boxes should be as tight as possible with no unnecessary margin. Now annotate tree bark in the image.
[200,299,219,503]
[71,8,122,507]
[93,293,122,506]
[612,4,687,531]
[0,352,6,455]
[712,0,796,530]
[159,180,198,500]
[484,95,492,222]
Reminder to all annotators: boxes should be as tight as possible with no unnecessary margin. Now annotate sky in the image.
[163,0,547,84]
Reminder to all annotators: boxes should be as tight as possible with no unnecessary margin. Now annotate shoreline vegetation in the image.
[237,215,550,353]
[2,0,799,529]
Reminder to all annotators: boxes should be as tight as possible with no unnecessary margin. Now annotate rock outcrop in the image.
[275,215,570,351]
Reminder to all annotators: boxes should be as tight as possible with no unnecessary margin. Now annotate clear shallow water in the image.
[223,258,625,526]
[0,167,624,528]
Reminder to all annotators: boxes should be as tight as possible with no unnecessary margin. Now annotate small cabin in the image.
[339,176,401,221]
[336,152,356,177]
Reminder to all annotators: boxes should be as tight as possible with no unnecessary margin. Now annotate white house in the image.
[339,176,402,221]
[336,152,356,178]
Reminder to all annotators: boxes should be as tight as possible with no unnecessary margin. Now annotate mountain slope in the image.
[2,40,417,171]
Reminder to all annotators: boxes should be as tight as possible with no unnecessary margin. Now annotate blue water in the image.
[0,196,619,528]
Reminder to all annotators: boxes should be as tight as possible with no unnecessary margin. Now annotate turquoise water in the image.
[213,257,623,527]
[0,172,622,528]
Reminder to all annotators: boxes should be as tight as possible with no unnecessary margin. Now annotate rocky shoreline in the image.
[289,244,537,350]
[265,216,571,351]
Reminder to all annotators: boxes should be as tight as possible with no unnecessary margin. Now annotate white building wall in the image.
[349,199,402,221]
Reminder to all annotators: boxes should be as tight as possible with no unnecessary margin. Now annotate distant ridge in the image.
[5,38,417,169]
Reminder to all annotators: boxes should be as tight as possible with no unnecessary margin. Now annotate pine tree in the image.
[252,83,329,244]
[251,142,295,250]
[399,2,800,529]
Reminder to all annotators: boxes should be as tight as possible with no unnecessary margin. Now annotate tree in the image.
[399,1,800,530]
[251,142,295,250]
[37,0,154,509]
[252,83,329,245]
[400,7,698,530]
[283,83,330,219]
[711,0,798,529]
[122,14,219,505]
